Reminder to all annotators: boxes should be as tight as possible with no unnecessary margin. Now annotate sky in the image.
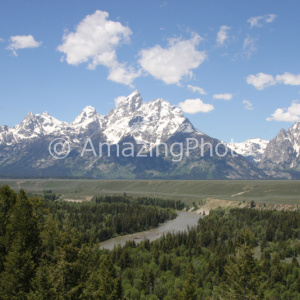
[1,0,300,143]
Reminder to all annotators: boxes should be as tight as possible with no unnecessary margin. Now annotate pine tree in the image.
[180,263,196,300]
[0,189,41,299]
[221,231,262,300]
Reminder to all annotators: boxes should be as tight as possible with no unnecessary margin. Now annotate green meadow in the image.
[0,179,300,205]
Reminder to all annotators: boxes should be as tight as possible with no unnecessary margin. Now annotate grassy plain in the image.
[0,179,300,207]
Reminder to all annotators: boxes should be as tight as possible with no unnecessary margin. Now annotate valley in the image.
[1,178,300,207]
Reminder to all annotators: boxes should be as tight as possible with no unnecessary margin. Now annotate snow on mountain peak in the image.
[116,90,143,112]
[82,105,97,115]
[103,92,191,146]
[0,91,195,147]
[227,138,269,163]
[71,106,100,127]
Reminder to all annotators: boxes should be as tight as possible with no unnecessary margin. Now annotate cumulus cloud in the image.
[247,72,300,90]
[7,35,42,56]
[276,72,300,86]
[243,100,253,110]
[57,10,140,86]
[138,34,207,85]
[247,14,277,28]
[57,10,131,66]
[187,84,207,95]
[114,95,126,107]
[179,98,214,114]
[246,73,276,90]
[213,93,233,100]
[243,36,257,58]
[108,64,141,86]
[216,25,230,46]
[267,101,300,122]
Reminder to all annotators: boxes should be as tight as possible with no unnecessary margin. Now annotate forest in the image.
[0,184,300,299]
[46,195,181,242]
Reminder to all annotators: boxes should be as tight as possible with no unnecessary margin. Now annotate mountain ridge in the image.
[0,90,298,179]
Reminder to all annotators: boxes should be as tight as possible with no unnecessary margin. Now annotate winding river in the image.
[99,211,202,250]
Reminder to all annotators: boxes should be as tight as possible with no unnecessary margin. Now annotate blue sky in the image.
[1,0,300,142]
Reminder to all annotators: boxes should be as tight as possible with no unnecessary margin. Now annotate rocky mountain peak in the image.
[15,112,39,134]
[117,90,143,112]
[71,106,100,127]
[276,128,288,141]
[19,112,36,125]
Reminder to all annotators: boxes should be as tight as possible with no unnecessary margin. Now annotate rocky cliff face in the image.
[258,122,300,179]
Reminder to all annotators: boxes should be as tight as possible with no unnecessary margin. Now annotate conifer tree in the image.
[221,231,262,300]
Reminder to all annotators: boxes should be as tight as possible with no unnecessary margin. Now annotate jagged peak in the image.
[73,106,98,119]
[128,90,141,98]
[25,111,35,119]
[81,105,97,113]
[70,105,101,127]
[151,97,168,104]
[36,111,50,118]
[277,128,287,136]
[18,112,37,126]
[291,120,300,130]
[115,90,143,112]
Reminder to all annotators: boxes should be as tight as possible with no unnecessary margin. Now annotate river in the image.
[99,211,202,250]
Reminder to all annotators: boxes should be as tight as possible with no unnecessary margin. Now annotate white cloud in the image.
[57,10,131,66]
[213,93,233,100]
[187,84,207,95]
[243,100,253,110]
[247,16,264,28]
[276,72,300,86]
[57,10,139,86]
[265,14,277,23]
[267,101,300,122]
[7,35,42,56]
[247,72,300,90]
[108,64,141,87]
[0,38,4,42]
[138,34,207,85]
[114,95,126,107]
[243,36,257,58]
[179,98,214,114]
[246,73,276,90]
[247,14,277,28]
[216,25,230,46]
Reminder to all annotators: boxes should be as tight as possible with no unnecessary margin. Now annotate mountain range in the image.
[0,90,299,179]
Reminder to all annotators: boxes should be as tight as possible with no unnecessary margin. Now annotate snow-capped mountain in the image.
[103,91,196,146]
[0,91,270,179]
[0,111,68,145]
[226,138,269,164]
[259,121,300,178]
[0,91,198,148]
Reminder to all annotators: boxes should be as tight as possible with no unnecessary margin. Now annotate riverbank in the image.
[195,198,300,215]
[99,211,201,250]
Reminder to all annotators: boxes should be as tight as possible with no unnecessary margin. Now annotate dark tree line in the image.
[94,195,185,210]
[46,196,178,242]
